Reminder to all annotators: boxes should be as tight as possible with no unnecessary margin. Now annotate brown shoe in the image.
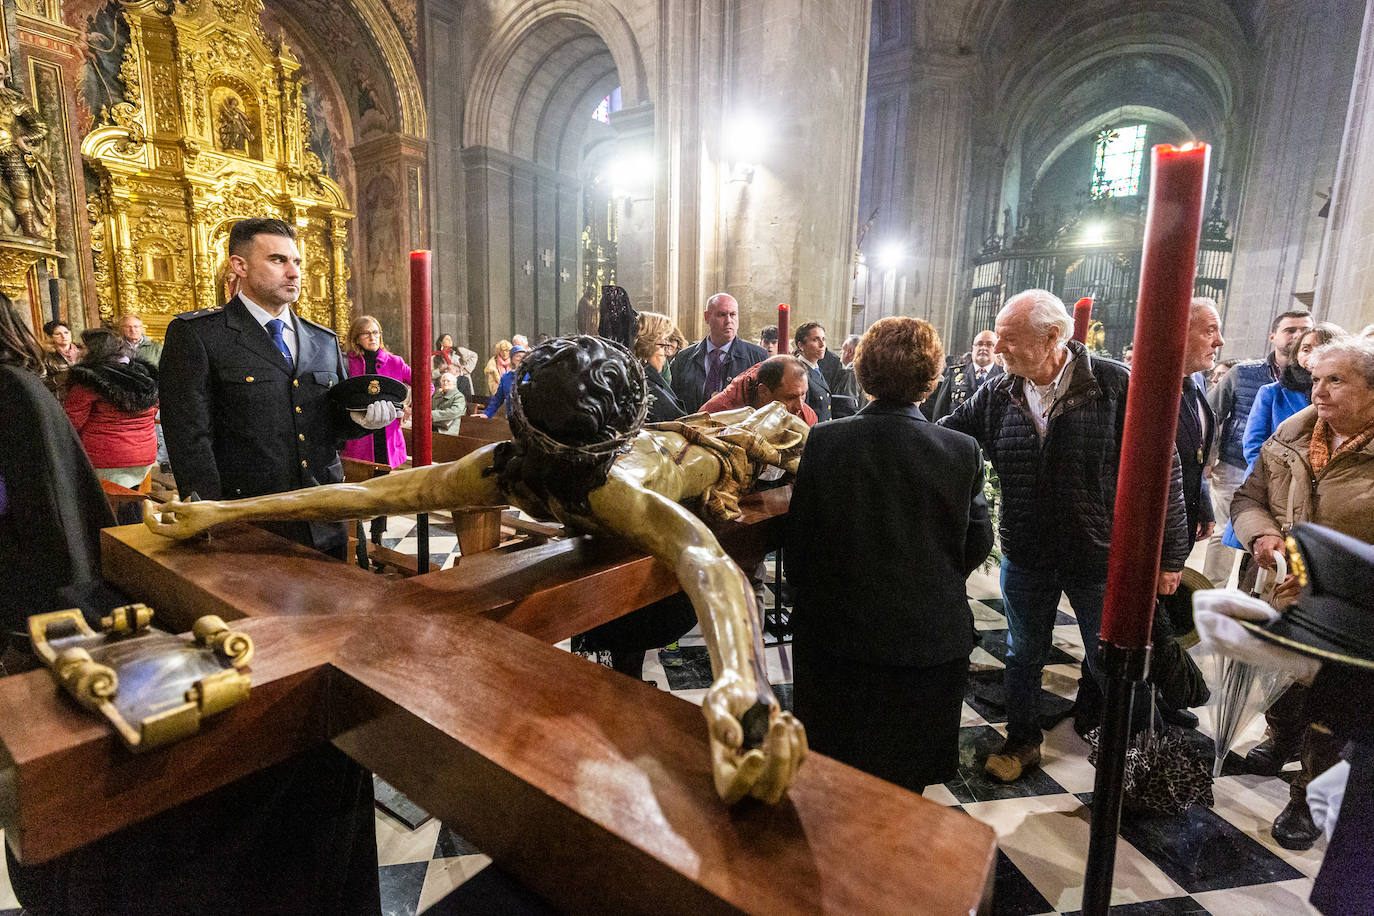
[985,737,1042,783]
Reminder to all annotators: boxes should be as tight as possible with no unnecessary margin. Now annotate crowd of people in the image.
[2,211,1373,913]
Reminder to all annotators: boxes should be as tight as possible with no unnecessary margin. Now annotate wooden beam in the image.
[1,612,998,914]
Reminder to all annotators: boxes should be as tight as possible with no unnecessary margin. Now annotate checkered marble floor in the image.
[0,530,1328,915]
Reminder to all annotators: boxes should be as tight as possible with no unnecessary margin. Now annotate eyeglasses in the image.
[657,339,680,354]
[358,330,381,339]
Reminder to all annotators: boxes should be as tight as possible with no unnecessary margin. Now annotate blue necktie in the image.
[266,318,294,371]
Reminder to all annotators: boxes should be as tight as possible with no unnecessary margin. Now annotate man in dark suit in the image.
[161,218,394,558]
[1178,298,1224,542]
[669,292,767,413]
[923,329,1002,420]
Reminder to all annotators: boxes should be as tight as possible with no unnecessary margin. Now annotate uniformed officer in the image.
[922,329,1003,420]
[160,217,395,558]
[794,321,833,422]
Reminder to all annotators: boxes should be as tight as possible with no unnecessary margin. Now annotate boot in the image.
[985,736,1042,783]
[1245,737,1299,777]
[1272,798,1321,851]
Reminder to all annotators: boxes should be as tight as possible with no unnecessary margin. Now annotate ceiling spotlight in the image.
[878,243,904,270]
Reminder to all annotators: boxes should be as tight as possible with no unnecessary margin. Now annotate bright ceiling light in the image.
[724,113,769,167]
[878,242,904,270]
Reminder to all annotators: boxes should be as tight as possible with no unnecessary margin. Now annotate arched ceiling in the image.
[466,15,624,174]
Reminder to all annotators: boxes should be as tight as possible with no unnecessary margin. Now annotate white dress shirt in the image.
[239,294,298,362]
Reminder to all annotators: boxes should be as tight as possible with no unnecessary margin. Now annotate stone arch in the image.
[464,0,649,152]
[1033,106,1195,184]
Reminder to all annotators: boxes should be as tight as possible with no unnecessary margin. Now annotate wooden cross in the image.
[0,492,997,913]
[541,248,553,268]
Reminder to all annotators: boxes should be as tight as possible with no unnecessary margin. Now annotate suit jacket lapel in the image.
[224,296,295,374]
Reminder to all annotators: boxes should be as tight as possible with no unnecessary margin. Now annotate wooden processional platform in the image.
[0,486,998,914]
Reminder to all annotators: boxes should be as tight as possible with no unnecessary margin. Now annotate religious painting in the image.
[300,80,337,178]
[71,1,128,133]
[361,172,400,312]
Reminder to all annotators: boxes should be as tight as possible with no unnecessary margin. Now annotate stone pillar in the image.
[351,134,428,352]
[655,0,871,341]
[425,0,468,347]
[1313,0,1374,331]
[610,102,655,312]
[901,51,976,340]
[1221,0,1364,356]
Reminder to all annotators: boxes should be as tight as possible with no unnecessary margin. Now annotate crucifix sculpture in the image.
[0,337,999,912]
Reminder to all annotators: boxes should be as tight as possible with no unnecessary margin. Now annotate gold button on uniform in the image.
[245,375,254,382]
[300,460,307,467]
[295,406,301,413]
[298,433,305,441]
[292,379,299,387]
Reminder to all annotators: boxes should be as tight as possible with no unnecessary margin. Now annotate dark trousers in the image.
[793,640,967,793]
[576,593,698,680]
[1265,684,1346,802]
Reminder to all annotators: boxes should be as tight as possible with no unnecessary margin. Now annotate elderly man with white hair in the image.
[942,288,1190,783]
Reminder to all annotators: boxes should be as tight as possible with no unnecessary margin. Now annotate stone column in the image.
[1221,0,1364,355]
[351,134,428,352]
[655,0,871,341]
[610,102,655,312]
[900,51,976,340]
[1312,0,1374,331]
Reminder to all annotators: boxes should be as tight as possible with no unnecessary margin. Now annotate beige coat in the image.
[1231,405,1374,550]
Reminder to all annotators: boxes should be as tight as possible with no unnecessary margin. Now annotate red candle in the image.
[777,304,790,355]
[1100,144,1209,648]
[410,250,432,468]
[1072,297,1094,344]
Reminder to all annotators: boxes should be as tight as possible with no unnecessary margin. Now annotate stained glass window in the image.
[1091,124,1147,198]
[591,87,622,124]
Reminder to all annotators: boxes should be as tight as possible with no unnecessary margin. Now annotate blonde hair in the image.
[493,339,512,358]
[633,311,685,361]
[345,314,384,356]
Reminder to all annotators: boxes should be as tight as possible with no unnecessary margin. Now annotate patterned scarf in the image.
[1310,414,1374,477]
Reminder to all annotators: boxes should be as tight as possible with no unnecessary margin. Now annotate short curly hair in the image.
[632,311,685,362]
[854,316,945,403]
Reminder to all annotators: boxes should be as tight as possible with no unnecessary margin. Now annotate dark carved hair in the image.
[78,327,134,366]
[228,218,296,257]
[494,335,648,519]
[0,294,46,372]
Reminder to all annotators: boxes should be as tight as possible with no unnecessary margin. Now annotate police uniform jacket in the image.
[160,296,355,552]
[922,360,1003,420]
[803,361,833,422]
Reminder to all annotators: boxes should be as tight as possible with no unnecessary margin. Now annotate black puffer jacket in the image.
[941,340,1190,576]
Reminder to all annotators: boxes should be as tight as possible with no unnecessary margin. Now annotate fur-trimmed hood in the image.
[68,359,158,413]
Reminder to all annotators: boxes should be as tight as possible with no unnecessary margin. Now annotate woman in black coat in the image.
[786,316,994,792]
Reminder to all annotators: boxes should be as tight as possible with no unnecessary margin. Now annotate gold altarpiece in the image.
[82,0,353,337]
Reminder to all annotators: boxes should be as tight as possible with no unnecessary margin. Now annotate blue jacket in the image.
[1242,381,1308,469]
[1209,354,1279,470]
[483,369,515,418]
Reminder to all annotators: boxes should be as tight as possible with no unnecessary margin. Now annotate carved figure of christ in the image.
[146,402,810,805]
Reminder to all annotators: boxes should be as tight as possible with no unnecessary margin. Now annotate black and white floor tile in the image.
[0,529,1331,914]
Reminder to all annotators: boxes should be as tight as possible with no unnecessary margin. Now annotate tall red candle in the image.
[1100,144,1209,648]
[777,304,790,355]
[410,250,432,468]
[1072,297,1094,344]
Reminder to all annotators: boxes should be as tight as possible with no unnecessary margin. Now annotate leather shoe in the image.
[1272,798,1321,850]
[985,737,1042,783]
[1159,705,1199,729]
[1245,737,1298,777]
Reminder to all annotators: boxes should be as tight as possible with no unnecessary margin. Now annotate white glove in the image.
[1192,589,1323,681]
[351,400,401,429]
[1307,759,1350,842]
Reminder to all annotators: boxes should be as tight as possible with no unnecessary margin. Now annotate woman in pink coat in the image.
[341,315,412,544]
